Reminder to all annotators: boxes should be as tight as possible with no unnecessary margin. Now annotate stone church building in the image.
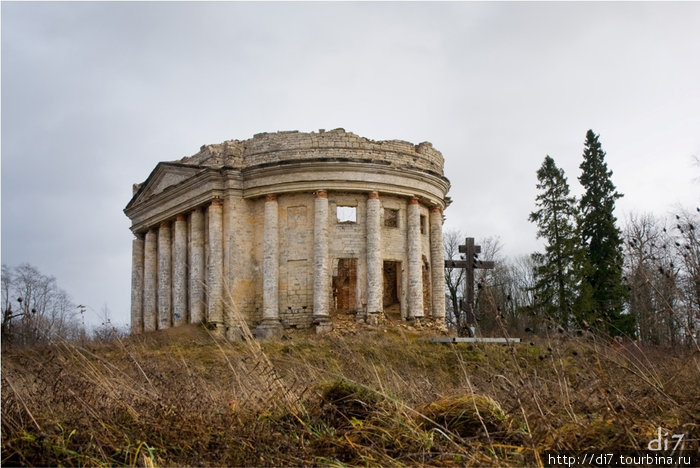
[125,129,450,338]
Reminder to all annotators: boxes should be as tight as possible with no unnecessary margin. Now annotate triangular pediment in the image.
[126,163,202,209]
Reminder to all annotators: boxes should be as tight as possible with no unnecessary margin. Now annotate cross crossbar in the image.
[444,260,495,269]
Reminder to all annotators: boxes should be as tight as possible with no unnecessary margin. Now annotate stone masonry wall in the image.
[279,193,314,328]
[127,129,450,336]
[329,192,368,313]
[179,129,445,176]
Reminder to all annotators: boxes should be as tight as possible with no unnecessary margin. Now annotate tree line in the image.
[4,130,697,348]
[1,263,120,348]
[445,130,699,347]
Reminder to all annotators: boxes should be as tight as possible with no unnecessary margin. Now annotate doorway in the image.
[383,261,401,313]
[422,257,431,316]
[332,258,357,312]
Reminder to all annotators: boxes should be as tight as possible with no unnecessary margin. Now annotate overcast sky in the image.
[2,2,699,328]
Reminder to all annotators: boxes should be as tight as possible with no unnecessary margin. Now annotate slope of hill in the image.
[2,323,698,467]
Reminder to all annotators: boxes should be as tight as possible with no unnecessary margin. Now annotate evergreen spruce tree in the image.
[576,130,633,337]
[529,156,578,329]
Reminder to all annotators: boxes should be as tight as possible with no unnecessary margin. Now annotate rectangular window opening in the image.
[384,208,399,228]
[337,205,357,223]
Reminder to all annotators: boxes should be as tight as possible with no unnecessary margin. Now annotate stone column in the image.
[366,191,382,324]
[130,234,144,334]
[407,197,424,320]
[143,228,157,332]
[255,194,283,338]
[430,207,446,324]
[222,195,234,337]
[207,199,224,333]
[223,196,247,341]
[157,221,172,329]
[313,190,332,333]
[172,214,187,327]
[189,208,206,324]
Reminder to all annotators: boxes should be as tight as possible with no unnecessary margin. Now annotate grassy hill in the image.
[2,320,698,467]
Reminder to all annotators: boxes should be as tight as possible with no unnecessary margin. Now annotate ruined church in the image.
[125,129,451,338]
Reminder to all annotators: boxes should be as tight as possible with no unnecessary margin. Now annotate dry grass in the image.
[2,323,698,467]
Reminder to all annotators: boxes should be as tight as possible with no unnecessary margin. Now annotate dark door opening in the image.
[422,257,431,316]
[383,261,401,312]
[333,258,357,312]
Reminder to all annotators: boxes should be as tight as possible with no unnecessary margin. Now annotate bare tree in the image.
[624,212,666,344]
[2,265,15,345]
[509,254,537,330]
[443,229,466,331]
[443,233,537,336]
[474,236,506,335]
[623,210,699,348]
[1,263,82,347]
[91,304,126,342]
[672,208,700,346]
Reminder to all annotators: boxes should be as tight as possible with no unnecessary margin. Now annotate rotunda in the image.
[124,129,451,338]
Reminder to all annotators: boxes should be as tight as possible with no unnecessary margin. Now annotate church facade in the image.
[124,129,450,338]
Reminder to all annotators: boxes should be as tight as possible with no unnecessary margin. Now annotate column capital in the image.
[430,206,442,214]
[159,220,170,229]
[368,191,379,200]
[176,214,186,222]
[265,193,277,203]
[210,198,224,207]
[315,190,328,199]
[409,197,420,205]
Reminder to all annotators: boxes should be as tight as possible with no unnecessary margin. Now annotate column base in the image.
[226,321,249,341]
[210,322,226,336]
[408,316,423,329]
[313,315,333,334]
[434,317,448,332]
[366,312,383,326]
[253,319,283,339]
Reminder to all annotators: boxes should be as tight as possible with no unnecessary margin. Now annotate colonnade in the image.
[130,201,222,334]
[130,191,446,335]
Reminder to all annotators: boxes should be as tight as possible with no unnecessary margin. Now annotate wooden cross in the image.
[444,237,495,335]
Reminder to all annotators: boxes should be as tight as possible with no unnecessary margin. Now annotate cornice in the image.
[126,169,235,233]
[242,160,450,206]
[125,160,450,232]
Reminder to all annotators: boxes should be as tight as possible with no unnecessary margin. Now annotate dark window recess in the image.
[384,208,398,228]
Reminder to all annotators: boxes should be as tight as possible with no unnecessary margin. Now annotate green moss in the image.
[419,393,510,438]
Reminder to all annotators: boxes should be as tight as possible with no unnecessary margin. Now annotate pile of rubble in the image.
[325,310,450,338]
